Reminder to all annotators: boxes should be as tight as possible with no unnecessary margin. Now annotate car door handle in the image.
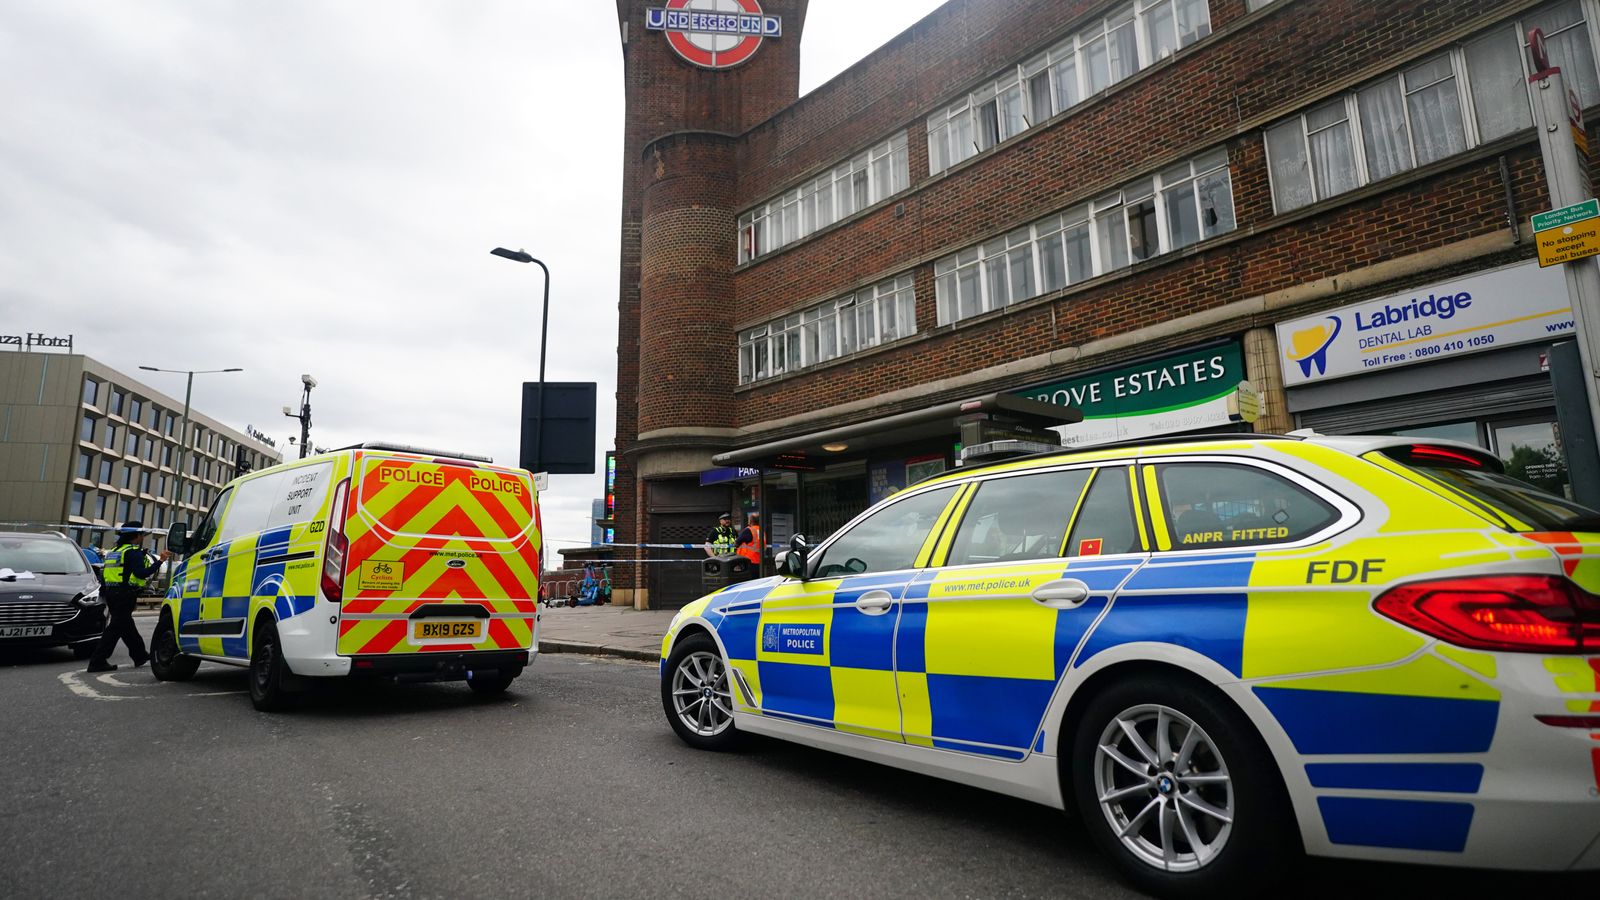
[853,590,895,616]
[1031,579,1090,609]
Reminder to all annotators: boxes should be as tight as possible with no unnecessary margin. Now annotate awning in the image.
[711,393,1082,469]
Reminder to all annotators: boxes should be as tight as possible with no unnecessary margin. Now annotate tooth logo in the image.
[1285,315,1341,377]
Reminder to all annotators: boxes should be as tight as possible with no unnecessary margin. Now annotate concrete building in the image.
[0,352,282,549]
[612,0,1594,607]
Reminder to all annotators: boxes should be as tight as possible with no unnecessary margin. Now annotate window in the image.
[77,452,93,480]
[125,432,138,457]
[158,475,169,498]
[70,489,86,518]
[1155,463,1339,549]
[115,498,130,524]
[164,413,175,437]
[82,379,99,407]
[1066,467,1143,556]
[738,133,910,263]
[190,487,231,549]
[80,415,96,442]
[928,1,1210,174]
[103,422,117,449]
[143,437,154,460]
[215,472,285,543]
[119,465,132,489]
[94,495,107,520]
[127,398,142,424]
[1267,3,1600,213]
[98,459,112,484]
[737,274,919,384]
[935,149,1234,324]
[161,445,172,468]
[139,470,152,494]
[947,470,1091,566]
[148,405,161,429]
[108,389,124,417]
[812,486,959,577]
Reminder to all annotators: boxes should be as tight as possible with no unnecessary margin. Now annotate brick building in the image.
[612,0,1593,608]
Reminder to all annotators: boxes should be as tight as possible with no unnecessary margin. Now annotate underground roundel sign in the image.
[645,0,782,70]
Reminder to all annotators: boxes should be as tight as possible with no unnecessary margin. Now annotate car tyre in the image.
[248,618,294,712]
[467,667,519,695]
[1070,675,1296,899]
[149,611,200,681]
[661,631,740,751]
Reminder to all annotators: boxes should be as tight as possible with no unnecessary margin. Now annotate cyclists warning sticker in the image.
[357,560,405,592]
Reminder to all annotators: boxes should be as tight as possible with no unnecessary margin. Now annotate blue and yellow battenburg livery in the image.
[660,434,1600,886]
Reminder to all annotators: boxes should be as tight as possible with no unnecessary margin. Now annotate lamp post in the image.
[490,247,550,473]
[283,374,317,459]
[138,365,242,529]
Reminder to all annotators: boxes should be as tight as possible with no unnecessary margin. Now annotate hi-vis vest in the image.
[736,525,762,564]
[710,525,737,554]
[102,544,147,588]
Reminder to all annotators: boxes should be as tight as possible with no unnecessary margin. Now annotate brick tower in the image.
[613,0,807,607]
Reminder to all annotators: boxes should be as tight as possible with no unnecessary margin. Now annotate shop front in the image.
[1277,260,1576,497]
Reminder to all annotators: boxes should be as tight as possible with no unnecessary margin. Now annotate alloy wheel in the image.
[670,651,733,737]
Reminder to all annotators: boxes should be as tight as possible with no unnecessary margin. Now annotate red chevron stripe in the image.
[356,619,407,654]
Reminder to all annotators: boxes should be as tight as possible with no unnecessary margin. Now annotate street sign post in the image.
[1528,27,1600,505]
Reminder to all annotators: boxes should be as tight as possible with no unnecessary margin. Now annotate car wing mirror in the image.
[167,522,190,556]
[783,534,810,581]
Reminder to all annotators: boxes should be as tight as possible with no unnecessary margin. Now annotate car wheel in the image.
[467,667,519,695]
[248,618,293,712]
[1071,675,1295,898]
[660,632,739,751]
[149,611,200,681]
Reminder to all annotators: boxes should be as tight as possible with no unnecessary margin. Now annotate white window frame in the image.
[736,274,920,384]
[738,133,910,263]
[1264,1,1600,214]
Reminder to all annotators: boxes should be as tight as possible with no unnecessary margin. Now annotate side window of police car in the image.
[214,471,287,545]
[190,488,232,550]
[811,486,958,578]
[1156,462,1337,549]
[946,470,1089,566]
[1065,466,1143,556]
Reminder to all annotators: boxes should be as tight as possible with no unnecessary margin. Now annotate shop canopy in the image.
[711,393,1082,470]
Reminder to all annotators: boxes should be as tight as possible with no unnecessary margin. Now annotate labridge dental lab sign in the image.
[1277,260,1574,386]
[646,0,780,70]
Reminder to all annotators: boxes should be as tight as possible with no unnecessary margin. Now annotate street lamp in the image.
[138,365,243,529]
[490,247,551,474]
[283,373,317,459]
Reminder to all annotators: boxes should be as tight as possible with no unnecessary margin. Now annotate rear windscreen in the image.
[1385,448,1600,532]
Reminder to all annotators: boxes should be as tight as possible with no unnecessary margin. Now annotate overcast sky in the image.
[0,0,945,563]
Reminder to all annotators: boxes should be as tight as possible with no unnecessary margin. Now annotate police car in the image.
[152,443,542,710]
[658,433,1600,895]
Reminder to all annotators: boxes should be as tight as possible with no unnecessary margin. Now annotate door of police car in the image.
[751,484,962,739]
[895,464,1148,758]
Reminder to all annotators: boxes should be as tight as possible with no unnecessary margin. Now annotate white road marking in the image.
[58,670,143,701]
[97,673,142,687]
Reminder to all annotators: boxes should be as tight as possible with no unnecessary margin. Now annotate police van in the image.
[152,442,542,710]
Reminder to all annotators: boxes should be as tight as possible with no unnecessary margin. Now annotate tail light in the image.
[321,477,351,603]
[1374,575,1600,653]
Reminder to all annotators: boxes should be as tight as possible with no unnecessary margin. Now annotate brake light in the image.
[1405,445,1487,467]
[1534,714,1600,728]
[1374,575,1600,653]
[322,477,351,603]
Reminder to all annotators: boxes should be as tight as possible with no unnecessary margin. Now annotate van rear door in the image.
[336,451,540,657]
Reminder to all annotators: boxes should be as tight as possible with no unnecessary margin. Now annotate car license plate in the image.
[412,620,483,640]
[0,625,51,639]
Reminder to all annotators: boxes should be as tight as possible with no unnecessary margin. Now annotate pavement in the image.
[534,603,674,661]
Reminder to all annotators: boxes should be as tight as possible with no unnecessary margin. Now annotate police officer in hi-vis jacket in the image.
[87,522,169,673]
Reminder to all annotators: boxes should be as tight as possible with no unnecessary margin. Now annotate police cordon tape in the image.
[548,538,770,550]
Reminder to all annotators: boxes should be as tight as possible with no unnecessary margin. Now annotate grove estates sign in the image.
[1015,343,1247,447]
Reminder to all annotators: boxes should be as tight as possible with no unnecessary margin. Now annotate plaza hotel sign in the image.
[0,331,73,352]
[646,0,781,70]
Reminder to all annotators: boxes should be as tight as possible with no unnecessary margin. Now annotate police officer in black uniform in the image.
[87,522,169,673]
[704,512,738,557]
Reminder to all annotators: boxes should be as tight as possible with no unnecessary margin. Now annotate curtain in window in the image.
[1404,56,1467,166]
[1265,121,1313,211]
[1299,102,1358,200]
[1466,28,1531,142]
[1358,81,1411,182]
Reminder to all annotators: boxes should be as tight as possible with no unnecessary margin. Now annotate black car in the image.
[0,531,106,658]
